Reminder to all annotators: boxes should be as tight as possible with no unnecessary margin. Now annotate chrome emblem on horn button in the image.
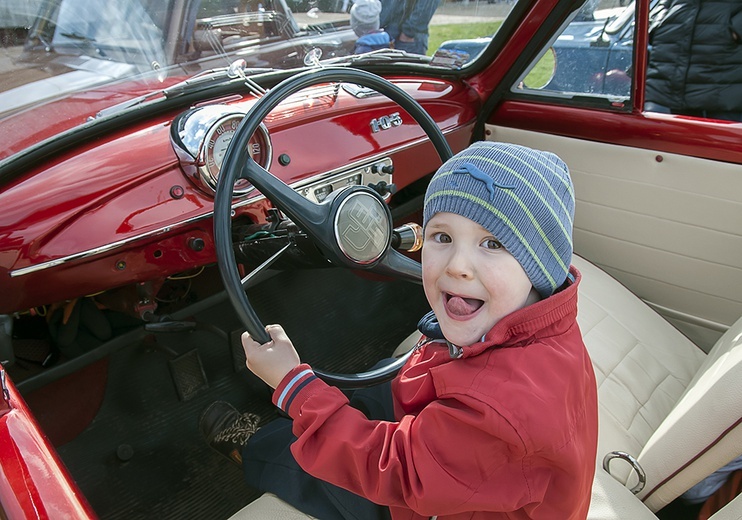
[334,192,390,264]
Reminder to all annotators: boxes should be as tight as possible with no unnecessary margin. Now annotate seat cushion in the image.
[229,493,315,519]
[587,469,659,520]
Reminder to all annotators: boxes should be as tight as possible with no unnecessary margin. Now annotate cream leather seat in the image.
[575,255,742,515]
[229,255,742,519]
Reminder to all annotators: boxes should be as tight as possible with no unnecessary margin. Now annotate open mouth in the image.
[445,293,484,317]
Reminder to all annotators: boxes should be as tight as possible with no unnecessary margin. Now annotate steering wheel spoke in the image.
[372,249,423,283]
[242,158,329,229]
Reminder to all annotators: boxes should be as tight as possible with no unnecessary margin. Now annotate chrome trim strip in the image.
[9,130,452,278]
[9,211,219,278]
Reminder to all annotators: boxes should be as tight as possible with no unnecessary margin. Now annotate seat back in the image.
[636,315,742,510]
[574,255,742,512]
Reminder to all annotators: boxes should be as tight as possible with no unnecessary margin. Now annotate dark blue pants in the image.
[242,382,394,520]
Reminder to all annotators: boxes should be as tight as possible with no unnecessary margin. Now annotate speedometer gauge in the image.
[200,114,271,194]
[171,105,272,196]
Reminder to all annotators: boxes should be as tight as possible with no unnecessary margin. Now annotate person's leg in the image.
[394,38,427,55]
[704,111,742,122]
[242,417,391,520]
[349,380,394,421]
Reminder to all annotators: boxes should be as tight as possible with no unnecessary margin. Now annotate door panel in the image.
[487,124,742,350]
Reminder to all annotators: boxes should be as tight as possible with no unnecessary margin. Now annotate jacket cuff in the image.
[272,363,321,416]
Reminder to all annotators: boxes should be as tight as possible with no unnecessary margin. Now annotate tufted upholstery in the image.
[229,255,742,519]
[575,255,706,474]
[574,255,742,512]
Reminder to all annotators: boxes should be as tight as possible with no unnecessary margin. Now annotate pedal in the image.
[167,348,208,401]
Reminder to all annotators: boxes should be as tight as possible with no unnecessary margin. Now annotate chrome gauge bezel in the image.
[197,114,271,195]
[171,105,272,196]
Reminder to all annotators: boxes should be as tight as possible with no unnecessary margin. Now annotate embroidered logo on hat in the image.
[451,163,515,199]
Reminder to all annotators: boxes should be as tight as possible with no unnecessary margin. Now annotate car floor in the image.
[36,267,429,520]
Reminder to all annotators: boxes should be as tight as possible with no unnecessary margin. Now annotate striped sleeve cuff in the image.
[273,364,318,414]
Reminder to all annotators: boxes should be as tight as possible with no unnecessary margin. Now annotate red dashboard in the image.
[0,78,479,314]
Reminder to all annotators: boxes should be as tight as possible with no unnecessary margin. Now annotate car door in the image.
[483,0,742,351]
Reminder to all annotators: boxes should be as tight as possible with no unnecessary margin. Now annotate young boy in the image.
[349,0,391,54]
[201,141,599,519]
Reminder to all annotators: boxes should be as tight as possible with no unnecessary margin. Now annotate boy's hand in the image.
[242,324,301,389]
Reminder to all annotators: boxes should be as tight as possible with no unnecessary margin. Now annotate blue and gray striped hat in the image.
[423,141,574,298]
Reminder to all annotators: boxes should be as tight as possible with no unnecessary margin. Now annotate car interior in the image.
[1,0,741,518]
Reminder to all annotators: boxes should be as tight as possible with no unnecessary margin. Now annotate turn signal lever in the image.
[392,223,423,252]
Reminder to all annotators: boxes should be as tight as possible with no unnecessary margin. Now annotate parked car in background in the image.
[1,0,740,518]
[435,2,639,96]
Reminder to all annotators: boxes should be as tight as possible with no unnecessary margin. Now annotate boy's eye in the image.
[432,232,452,243]
[482,238,502,250]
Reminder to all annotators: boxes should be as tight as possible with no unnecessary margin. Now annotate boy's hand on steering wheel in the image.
[242,324,301,389]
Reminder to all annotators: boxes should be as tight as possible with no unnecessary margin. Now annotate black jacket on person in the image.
[645,0,742,114]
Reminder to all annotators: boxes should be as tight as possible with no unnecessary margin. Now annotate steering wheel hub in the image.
[333,188,391,265]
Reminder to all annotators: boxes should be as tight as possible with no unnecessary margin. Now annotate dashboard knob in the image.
[188,237,205,252]
[371,164,394,174]
[368,181,397,197]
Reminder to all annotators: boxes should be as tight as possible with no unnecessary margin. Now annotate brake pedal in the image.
[167,348,208,401]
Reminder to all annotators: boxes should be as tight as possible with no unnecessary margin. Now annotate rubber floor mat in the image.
[57,268,429,520]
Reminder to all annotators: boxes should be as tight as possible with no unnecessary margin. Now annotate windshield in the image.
[0,0,520,157]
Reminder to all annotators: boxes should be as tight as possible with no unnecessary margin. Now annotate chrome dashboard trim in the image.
[9,131,449,278]
[9,212,219,278]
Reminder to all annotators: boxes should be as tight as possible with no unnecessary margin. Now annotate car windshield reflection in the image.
[49,0,167,71]
[0,0,521,149]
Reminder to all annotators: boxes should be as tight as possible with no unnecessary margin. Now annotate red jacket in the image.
[272,266,598,519]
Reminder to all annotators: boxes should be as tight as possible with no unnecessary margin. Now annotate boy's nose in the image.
[445,247,473,279]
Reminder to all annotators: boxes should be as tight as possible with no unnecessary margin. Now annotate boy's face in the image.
[422,212,540,347]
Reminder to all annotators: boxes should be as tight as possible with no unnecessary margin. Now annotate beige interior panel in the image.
[486,124,742,350]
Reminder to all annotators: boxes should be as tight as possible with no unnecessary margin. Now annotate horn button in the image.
[333,190,391,264]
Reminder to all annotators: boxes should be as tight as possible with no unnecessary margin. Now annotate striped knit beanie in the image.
[423,141,575,298]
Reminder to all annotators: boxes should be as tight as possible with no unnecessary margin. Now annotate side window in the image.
[514,0,635,105]
[644,0,742,123]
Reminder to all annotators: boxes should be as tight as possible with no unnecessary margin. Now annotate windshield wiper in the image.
[59,32,105,56]
[327,49,432,66]
[165,60,269,97]
[59,32,97,41]
[94,60,271,119]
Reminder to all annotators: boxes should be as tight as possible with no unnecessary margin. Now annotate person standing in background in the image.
[645,0,742,122]
[379,0,441,55]
[350,0,392,54]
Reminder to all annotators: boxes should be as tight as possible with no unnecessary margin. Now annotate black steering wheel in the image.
[214,67,452,388]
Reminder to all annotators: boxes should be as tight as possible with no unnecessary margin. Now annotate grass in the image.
[428,21,555,88]
[428,21,502,55]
